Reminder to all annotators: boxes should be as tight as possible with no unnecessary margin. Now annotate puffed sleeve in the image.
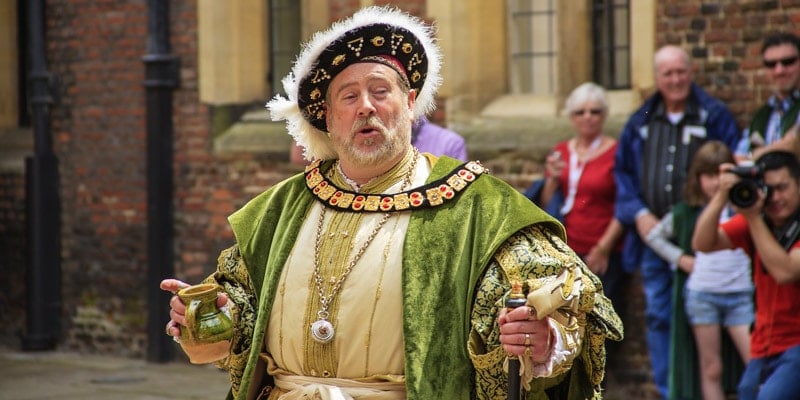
[468,224,623,399]
[203,244,259,398]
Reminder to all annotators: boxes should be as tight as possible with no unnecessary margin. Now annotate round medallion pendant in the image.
[311,319,335,344]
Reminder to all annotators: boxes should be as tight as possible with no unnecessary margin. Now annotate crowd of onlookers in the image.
[521,33,800,400]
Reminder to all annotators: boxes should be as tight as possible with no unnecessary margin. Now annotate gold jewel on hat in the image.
[266,6,442,162]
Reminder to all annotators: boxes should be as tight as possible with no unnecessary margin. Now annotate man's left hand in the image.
[498,306,553,363]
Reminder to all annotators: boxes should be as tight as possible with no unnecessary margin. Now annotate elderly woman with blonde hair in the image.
[527,82,626,307]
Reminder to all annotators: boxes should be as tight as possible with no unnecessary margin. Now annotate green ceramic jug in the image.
[177,283,233,345]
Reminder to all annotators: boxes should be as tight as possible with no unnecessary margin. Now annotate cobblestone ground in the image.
[0,348,230,400]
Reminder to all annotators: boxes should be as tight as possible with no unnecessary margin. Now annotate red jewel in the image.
[458,170,475,181]
[352,195,365,210]
[380,196,394,211]
[409,192,423,206]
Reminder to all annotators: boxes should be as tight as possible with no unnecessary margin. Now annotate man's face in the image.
[763,43,800,98]
[763,167,800,227]
[655,55,692,107]
[325,62,414,167]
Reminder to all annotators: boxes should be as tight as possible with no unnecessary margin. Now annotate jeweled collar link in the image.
[304,160,488,212]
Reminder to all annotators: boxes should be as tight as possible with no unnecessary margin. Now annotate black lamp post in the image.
[23,0,62,351]
[143,0,179,362]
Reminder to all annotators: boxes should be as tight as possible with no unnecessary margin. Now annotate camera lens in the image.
[729,180,759,208]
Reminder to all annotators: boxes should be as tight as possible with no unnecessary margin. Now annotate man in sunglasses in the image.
[614,45,740,399]
[736,32,800,162]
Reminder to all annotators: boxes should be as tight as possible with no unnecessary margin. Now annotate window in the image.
[592,0,630,89]
[269,0,301,97]
[508,0,557,95]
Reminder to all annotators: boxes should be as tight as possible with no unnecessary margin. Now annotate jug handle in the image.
[184,299,200,343]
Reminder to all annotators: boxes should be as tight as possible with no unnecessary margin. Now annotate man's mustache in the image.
[351,116,388,137]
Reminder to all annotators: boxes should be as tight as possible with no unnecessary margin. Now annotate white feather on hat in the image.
[266,6,443,161]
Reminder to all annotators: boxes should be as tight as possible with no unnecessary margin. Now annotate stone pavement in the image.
[0,348,652,400]
[0,349,230,399]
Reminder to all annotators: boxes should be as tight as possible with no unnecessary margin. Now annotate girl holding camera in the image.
[645,140,753,400]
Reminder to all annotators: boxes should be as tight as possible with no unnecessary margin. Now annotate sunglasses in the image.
[572,108,603,116]
[763,56,799,69]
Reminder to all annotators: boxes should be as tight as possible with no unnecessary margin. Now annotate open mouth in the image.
[353,123,383,139]
[358,126,378,135]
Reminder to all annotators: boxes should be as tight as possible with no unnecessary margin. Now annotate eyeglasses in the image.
[763,56,799,69]
[572,108,603,116]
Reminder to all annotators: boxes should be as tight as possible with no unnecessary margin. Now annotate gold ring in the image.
[524,346,533,358]
[524,333,531,346]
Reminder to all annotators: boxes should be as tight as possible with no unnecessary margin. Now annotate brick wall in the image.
[657,1,800,128]
[45,0,151,354]
[0,171,26,348]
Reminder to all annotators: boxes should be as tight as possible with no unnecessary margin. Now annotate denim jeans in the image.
[738,345,800,400]
[640,246,672,399]
[683,288,754,326]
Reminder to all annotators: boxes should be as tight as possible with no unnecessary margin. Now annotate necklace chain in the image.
[310,150,418,339]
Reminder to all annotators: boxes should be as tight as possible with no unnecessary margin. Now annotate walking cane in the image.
[506,281,527,400]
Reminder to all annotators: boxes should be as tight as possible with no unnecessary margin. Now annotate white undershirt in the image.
[560,137,601,215]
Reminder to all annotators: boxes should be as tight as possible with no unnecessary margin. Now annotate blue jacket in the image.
[613,84,740,271]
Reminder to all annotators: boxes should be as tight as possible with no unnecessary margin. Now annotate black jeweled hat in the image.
[266,6,442,161]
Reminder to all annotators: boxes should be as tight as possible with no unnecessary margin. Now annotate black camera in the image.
[727,165,768,208]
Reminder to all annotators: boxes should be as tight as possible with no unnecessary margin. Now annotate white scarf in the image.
[560,137,602,215]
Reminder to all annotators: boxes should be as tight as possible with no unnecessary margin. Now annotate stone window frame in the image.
[507,0,558,95]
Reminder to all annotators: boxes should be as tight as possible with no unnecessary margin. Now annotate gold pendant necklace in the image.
[310,150,418,344]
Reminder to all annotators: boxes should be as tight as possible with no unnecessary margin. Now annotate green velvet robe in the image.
[217,156,621,399]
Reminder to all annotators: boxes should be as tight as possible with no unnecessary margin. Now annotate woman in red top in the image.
[539,82,626,303]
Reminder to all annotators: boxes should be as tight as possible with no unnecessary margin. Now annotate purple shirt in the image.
[411,117,467,161]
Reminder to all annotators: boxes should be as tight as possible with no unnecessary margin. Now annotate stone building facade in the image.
[2,1,800,398]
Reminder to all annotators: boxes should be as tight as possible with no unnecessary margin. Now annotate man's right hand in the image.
[160,279,190,338]
[159,279,229,339]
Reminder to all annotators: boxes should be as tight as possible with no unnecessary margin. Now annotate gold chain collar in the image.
[308,151,419,344]
[304,159,488,212]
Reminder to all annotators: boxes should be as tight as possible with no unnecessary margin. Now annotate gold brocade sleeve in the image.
[203,245,258,398]
[468,224,622,399]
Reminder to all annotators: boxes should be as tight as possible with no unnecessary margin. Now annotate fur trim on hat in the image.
[266,5,443,161]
